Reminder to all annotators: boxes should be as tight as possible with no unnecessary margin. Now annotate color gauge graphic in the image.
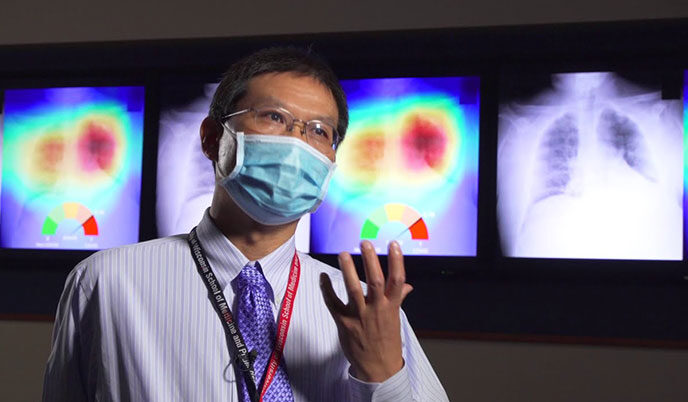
[42,202,99,236]
[361,203,429,240]
[355,203,432,255]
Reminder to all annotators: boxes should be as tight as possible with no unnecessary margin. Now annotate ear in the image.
[200,116,222,162]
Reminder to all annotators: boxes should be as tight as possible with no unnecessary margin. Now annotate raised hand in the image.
[320,240,413,382]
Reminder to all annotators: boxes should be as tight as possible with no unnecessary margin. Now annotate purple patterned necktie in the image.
[232,262,295,402]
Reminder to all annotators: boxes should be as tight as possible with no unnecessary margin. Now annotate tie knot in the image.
[233,262,272,296]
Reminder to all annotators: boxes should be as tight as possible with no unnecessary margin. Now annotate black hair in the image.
[209,46,348,144]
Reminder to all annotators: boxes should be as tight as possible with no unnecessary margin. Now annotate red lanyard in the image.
[188,227,300,402]
[260,251,300,400]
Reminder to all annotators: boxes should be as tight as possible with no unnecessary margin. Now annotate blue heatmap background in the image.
[311,77,480,256]
[0,86,144,250]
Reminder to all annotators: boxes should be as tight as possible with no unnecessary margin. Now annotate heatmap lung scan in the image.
[0,86,144,250]
[498,71,683,260]
[311,77,480,256]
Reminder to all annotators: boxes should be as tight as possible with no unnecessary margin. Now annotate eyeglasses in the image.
[222,106,340,152]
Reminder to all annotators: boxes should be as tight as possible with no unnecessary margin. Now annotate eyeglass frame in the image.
[221,106,340,151]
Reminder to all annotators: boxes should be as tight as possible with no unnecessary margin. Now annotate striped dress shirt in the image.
[43,210,448,401]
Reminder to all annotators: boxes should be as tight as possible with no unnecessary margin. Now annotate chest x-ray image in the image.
[498,71,683,260]
[156,82,310,251]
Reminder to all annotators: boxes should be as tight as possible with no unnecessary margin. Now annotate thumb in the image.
[400,284,414,303]
[320,273,346,316]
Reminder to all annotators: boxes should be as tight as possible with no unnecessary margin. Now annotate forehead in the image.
[240,72,338,123]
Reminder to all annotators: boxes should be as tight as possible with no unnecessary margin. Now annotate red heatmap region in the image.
[401,115,448,171]
[77,121,117,172]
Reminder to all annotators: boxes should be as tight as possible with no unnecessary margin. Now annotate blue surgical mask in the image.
[217,129,336,225]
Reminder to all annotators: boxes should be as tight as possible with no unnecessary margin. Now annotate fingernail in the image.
[319,273,326,287]
[360,240,371,250]
[389,241,400,253]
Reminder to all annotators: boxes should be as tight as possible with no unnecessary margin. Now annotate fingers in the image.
[385,241,407,302]
[320,273,346,315]
[338,252,365,311]
[335,241,412,309]
[400,284,413,302]
[360,241,385,302]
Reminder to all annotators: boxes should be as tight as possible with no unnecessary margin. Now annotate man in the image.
[43,47,448,401]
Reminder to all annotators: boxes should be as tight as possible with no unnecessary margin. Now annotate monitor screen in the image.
[155,81,311,251]
[0,86,145,250]
[310,76,480,256]
[497,71,683,260]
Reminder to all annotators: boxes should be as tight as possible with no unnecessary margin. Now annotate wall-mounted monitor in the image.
[0,86,145,250]
[310,76,480,256]
[497,71,684,260]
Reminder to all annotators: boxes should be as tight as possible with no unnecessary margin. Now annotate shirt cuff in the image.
[348,364,413,402]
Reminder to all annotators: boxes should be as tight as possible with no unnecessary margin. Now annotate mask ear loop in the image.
[215,122,243,179]
[227,131,245,180]
[310,162,337,213]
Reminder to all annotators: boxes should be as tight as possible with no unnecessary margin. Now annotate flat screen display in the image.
[497,71,683,260]
[310,77,480,256]
[0,86,144,250]
[155,82,311,251]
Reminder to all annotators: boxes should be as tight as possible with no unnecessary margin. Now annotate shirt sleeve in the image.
[347,363,412,401]
[346,310,449,402]
[42,264,91,402]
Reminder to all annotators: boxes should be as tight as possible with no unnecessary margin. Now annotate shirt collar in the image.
[196,208,297,303]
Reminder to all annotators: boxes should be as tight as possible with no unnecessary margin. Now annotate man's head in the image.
[208,47,348,145]
[202,47,347,229]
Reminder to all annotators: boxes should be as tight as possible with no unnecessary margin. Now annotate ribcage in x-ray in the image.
[531,113,579,203]
[597,108,656,182]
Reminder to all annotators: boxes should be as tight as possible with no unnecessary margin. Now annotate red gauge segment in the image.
[82,215,99,235]
[408,218,429,240]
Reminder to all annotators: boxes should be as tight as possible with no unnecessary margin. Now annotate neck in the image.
[209,186,298,261]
